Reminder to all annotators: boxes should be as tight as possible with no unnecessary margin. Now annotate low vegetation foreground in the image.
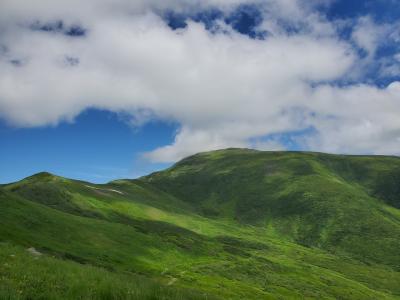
[1,149,400,299]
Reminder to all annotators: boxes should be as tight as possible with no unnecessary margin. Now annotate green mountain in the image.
[1,149,400,299]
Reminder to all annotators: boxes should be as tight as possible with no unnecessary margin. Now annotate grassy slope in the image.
[0,149,400,299]
[0,242,209,300]
[143,149,400,268]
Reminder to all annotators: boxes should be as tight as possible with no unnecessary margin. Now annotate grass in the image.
[0,243,214,300]
[0,149,400,299]
[144,149,400,268]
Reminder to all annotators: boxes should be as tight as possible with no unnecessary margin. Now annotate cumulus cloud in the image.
[0,0,399,162]
[351,17,385,57]
[304,82,400,154]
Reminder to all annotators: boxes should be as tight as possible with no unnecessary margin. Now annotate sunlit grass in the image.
[1,150,400,299]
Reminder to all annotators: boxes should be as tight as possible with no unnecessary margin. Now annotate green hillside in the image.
[1,149,400,299]
[143,149,400,268]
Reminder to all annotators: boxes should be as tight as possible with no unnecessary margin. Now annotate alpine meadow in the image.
[1,149,400,299]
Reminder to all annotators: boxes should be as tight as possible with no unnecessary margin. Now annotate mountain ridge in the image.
[1,149,400,299]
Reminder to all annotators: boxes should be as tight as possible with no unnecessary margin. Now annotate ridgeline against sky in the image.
[1,149,400,298]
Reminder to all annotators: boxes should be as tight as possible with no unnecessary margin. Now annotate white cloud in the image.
[350,17,400,80]
[0,0,399,162]
[304,82,400,154]
[351,17,386,57]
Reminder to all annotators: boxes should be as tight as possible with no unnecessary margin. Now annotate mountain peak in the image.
[23,171,60,182]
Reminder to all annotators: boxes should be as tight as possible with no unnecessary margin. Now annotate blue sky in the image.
[1,0,400,183]
[0,110,174,182]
